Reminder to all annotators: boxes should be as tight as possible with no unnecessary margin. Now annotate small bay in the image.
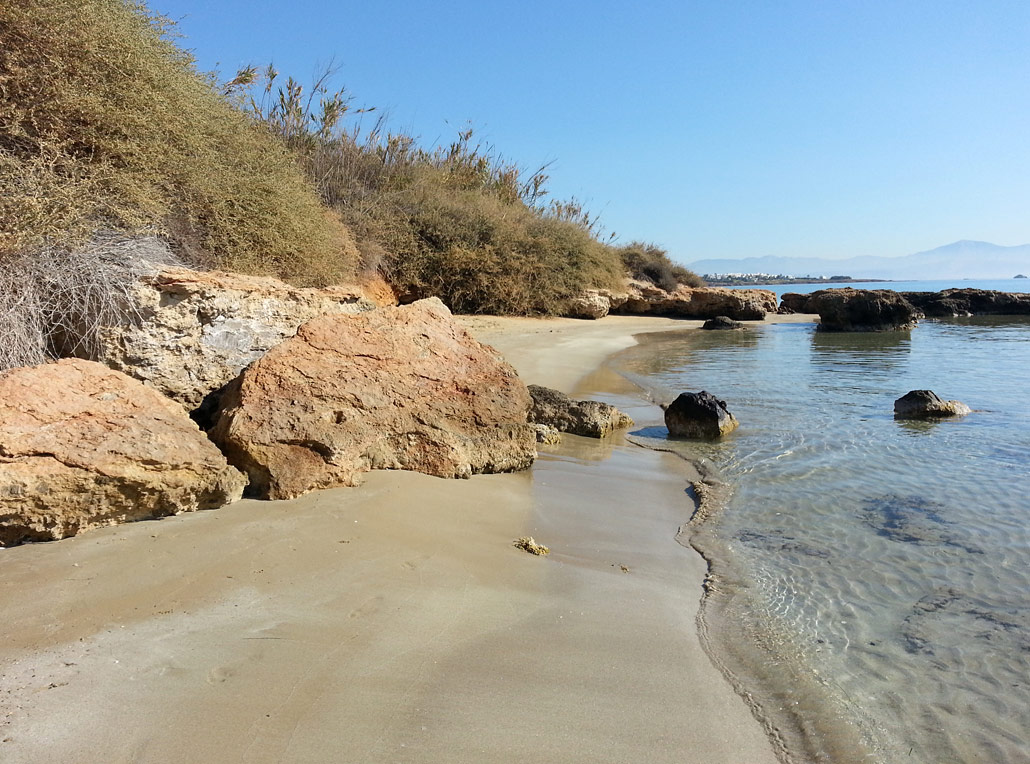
[611,282,1030,763]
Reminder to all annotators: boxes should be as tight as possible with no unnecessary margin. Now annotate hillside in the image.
[688,241,1030,281]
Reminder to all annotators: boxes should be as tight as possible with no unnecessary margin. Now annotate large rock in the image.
[701,316,745,330]
[664,391,739,439]
[564,290,613,319]
[95,266,376,411]
[894,390,971,419]
[805,289,921,331]
[778,292,814,314]
[901,289,1030,317]
[616,280,776,320]
[209,298,536,500]
[0,359,246,546]
[527,385,633,438]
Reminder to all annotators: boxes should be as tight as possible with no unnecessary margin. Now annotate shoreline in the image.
[0,314,789,764]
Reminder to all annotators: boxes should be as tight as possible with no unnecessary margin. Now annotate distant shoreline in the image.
[704,276,888,287]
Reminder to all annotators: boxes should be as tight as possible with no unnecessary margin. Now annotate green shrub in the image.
[0,0,355,285]
[616,242,705,291]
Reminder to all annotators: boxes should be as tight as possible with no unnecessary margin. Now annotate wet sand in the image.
[0,314,786,764]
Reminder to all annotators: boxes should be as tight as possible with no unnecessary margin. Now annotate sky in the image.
[151,0,1030,265]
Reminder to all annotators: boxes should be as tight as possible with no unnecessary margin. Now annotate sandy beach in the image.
[0,315,784,764]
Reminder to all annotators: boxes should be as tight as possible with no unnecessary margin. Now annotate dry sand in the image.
[0,314,789,764]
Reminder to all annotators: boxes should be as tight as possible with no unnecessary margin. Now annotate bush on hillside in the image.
[0,0,355,285]
[236,71,624,313]
[616,242,705,291]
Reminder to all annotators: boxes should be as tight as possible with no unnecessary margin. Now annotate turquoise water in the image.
[612,315,1030,763]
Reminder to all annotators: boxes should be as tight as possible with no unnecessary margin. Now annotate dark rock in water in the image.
[901,288,1030,317]
[778,292,813,314]
[664,390,738,439]
[527,385,633,438]
[894,390,971,419]
[806,288,921,331]
[701,316,745,330]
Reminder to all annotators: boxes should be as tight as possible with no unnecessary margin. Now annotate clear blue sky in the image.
[152,0,1030,264]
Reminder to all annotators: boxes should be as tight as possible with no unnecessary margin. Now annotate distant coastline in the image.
[704,275,888,287]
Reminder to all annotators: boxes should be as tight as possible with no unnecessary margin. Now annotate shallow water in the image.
[611,317,1030,763]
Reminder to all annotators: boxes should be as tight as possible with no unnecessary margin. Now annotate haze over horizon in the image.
[153,0,1030,265]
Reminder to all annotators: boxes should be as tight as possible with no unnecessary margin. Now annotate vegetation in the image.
[0,0,705,371]
[616,242,705,291]
[0,0,355,284]
[234,68,627,314]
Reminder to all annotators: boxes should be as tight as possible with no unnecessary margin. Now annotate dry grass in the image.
[0,0,355,285]
[0,235,177,370]
[617,242,705,291]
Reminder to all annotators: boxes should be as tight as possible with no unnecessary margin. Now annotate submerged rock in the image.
[701,316,745,330]
[527,385,633,438]
[210,298,536,500]
[806,288,921,331]
[0,359,246,546]
[94,266,376,412]
[664,391,739,439]
[894,390,971,419]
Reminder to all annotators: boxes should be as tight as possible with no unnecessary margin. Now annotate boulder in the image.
[664,391,739,440]
[209,298,536,500]
[94,266,376,412]
[0,359,246,546]
[806,289,921,331]
[565,290,612,320]
[778,292,813,314]
[614,280,776,320]
[901,289,1030,317]
[894,390,971,419]
[701,316,745,330]
[527,385,633,438]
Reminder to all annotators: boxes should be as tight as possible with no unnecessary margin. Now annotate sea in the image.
[609,278,1030,763]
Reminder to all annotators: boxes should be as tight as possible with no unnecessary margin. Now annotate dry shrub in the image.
[0,0,355,285]
[0,235,177,371]
[617,242,706,291]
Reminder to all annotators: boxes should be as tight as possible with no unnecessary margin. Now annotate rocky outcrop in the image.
[702,316,745,330]
[527,385,633,438]
[778,292,814,314]
[804,289,921,331]
[901,289,1030,317]
[209,298,536,500]
[664,391,738,439]
[618,280,776,320]
[562,282,776,321]
[565,290,614,319]
[894,390,971,419]
[94,266,376,411]
[0,359,246,546]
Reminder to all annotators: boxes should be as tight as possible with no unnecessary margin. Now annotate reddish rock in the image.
[95,266,376,411]
[0,359,246,546]
[210,298,536,500]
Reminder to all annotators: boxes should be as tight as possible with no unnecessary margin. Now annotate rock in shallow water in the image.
[894,390,971,419]
[664,391,739,440]
[701,316,745,330]
[0,359,246,546]
[209,298,537,500]
[527,385,633,438]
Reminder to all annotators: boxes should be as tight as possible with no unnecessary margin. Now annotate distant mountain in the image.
[688,241,1030,281]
